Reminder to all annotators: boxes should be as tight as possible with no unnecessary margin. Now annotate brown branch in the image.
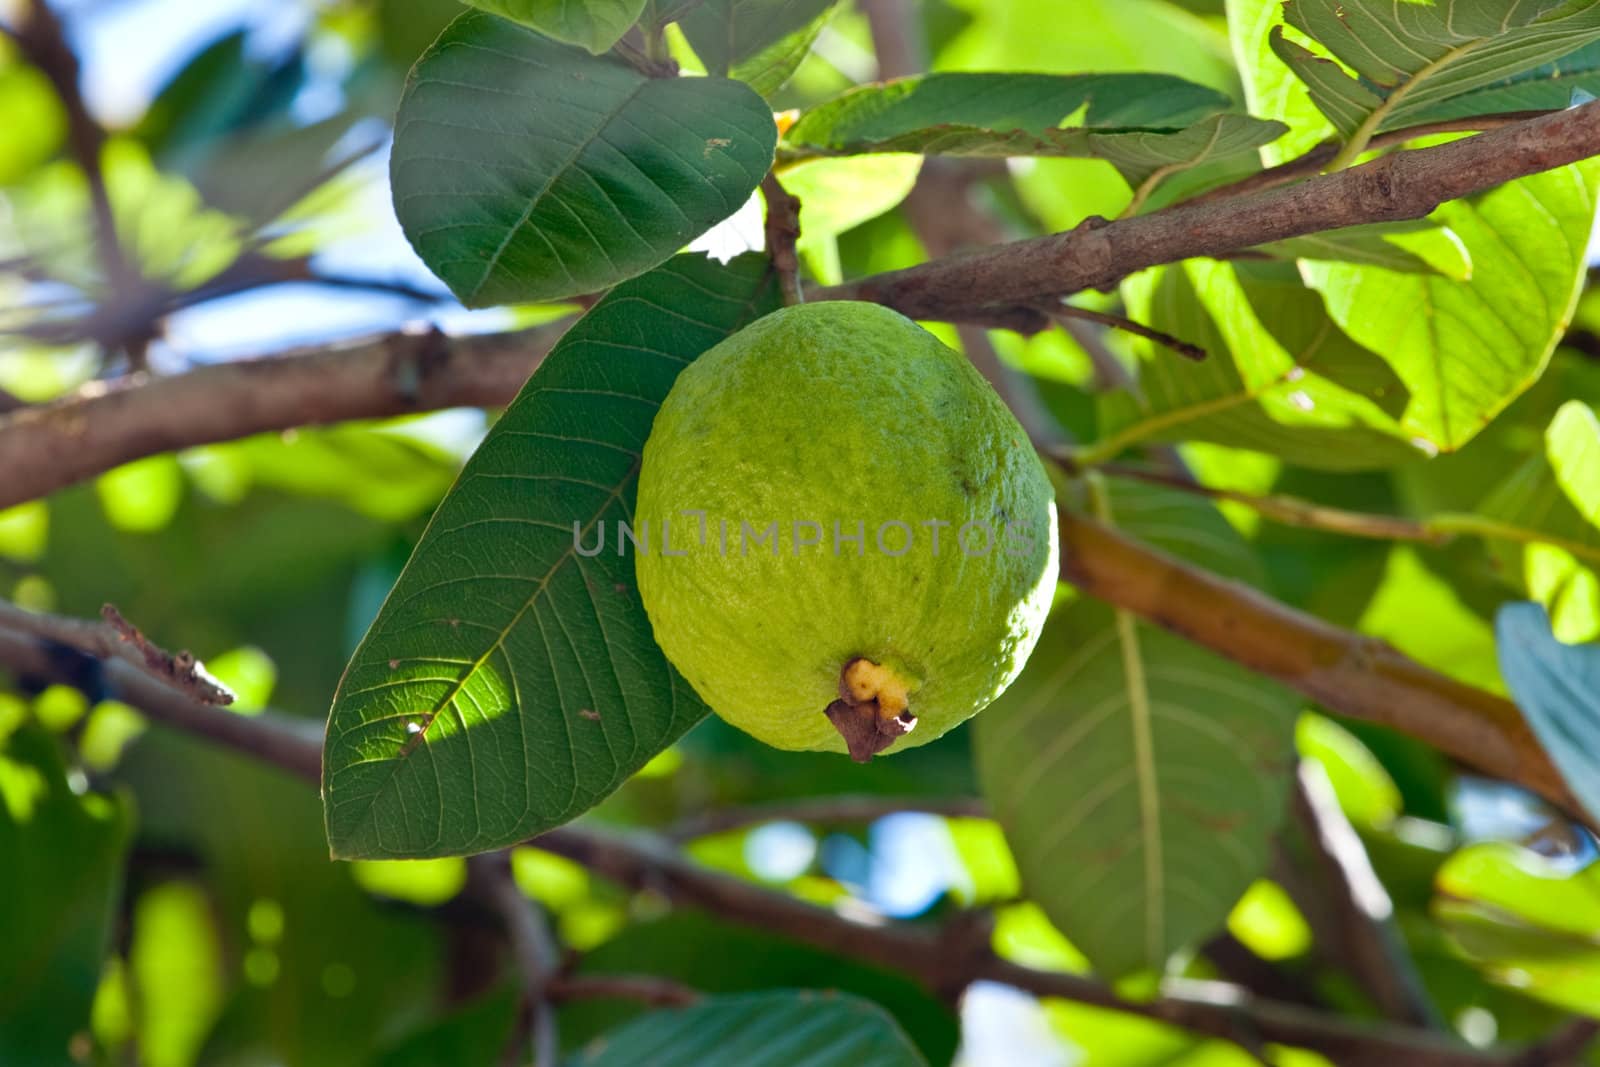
[13,0,141,356]
[822,101,1600,322]
[0,599,234,705]
[0,608,322,784]
[1279,764,1440,1027]
[468,853,560,1067]
[0,598,1520,1064]
[0,317,572,511]
[760,173,803,306]
[666,795,988,842]
[1506,1019,1600,1067]
[1057,511,1583,818]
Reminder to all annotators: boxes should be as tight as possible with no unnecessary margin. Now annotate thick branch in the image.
[823,102,1600,322]
[1058,512,1580,817]
[0,319,571,511]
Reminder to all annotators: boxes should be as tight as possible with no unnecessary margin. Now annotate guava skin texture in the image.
[634,301,1059,759]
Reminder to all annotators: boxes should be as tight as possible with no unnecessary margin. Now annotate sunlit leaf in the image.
[322,255,779,859]
[1273,0,1600,141]
[391,11,776,306]
[1302,162,1600,453]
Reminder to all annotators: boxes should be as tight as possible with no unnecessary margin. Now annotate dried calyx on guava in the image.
[634,301,1058,761]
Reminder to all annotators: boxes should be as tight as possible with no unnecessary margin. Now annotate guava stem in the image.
[826,657,917,762]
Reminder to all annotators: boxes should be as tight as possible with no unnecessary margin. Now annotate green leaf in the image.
[780,154,922,285]
[1411,41,1600,120]
[1437,841,1600,1016]
[391,12,776,307]
[1274,0,1600,140]
[1301,163,1600,452]
[1497,601,1600,823]
[0,728,132,1063]
[678,0,835,77]
[1226,0,1333,165]
[372,986,519,1067]
[1480,402,1600,643]
[572,990,929,1067]
[784,73,1284,189]
[464,0,649,53]
[322,254,780,860]
[1090,259,1429,470]
[975,481,1298,978]
[1254,220,1445,274]
[725,1,839,98]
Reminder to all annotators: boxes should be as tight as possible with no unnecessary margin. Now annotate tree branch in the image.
[0,318,572,511]
[822,102,1600,323]
[1057,511,1583,819]
[468,853,561,1067]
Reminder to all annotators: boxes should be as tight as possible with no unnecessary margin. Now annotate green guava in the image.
[634,301,1059,760]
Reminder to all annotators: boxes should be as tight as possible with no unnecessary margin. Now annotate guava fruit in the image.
[634,300,1059,760]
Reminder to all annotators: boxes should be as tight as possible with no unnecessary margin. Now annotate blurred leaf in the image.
[1359,547,1500,694]
[80,701,148,772]
[975,481,1298,977]
[350,858,468,906]
[1302,163,1600,452]
[723,1,840,98]
[780,153,921,285]
[0,500,48,562]
[1273,0,1600,141]
[1096,259,1428,470]
[323,254,779,859]
[130,881,227,1067]
[572,990,928,1066]
[679,0,835,77]
[1436,841,1600,1016]
[1496,602,1600,823]
[1296,713,1402,830]
[370,986,519,1067]
[0,728,131,1065]
[391,12,775,306]
[0,55,66,184]
[1228,880,1312,961]
[95,454,185,534]
[204,647,277,714]
[564,913,958,1064]
[465,0,648,52]
[1481,402,1600,644]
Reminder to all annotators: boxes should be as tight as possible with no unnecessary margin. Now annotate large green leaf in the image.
[1301,163,1600,453]
[572,991,928,1067]
[322,254,780,859]
[464,0,649,53]
[975,481,1298,978]
[1480,402,1600,644]
[1272,0,1600,142]
[0,728,131,1063]
[784,73,1284,190]
[1497,602,1600,823]
[391,12,776,307]
[1089,259,1429,470]
[1415,41,1600,120]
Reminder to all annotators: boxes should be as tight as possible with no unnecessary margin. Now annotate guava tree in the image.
[5,0,1600,1063]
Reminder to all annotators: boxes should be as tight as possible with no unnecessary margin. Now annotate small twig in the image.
[761,173,803,306]
[666,794,987,842]
[0,599,233,705]
[1089,462,1446,544]
[548,974,699,1008]
[1046,304,1206,362]
[469,853,561,1067]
